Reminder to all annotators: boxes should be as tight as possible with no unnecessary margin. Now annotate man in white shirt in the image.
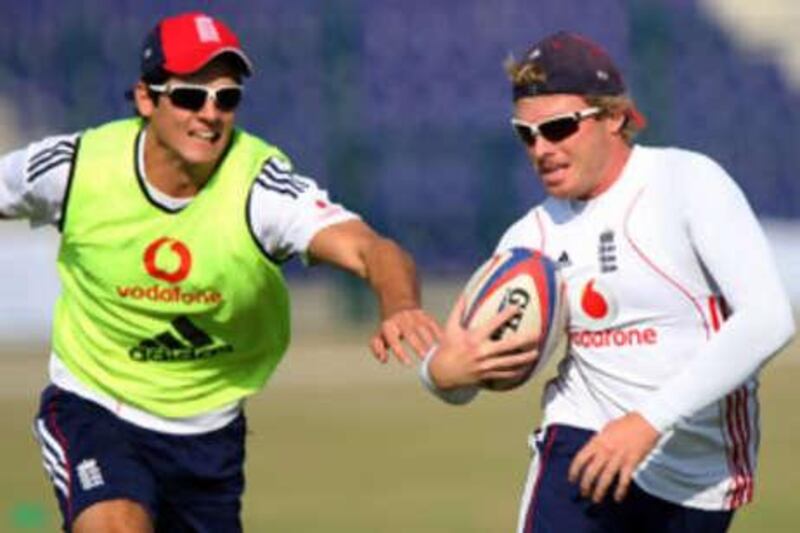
[421,31,795,533]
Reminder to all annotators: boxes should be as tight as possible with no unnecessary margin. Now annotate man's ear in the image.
[605,110,627,135]
[133,81,156,118]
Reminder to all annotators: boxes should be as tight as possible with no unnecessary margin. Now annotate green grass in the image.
[2,338,798,532]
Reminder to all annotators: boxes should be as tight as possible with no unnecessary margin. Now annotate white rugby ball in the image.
[461,247,566,390]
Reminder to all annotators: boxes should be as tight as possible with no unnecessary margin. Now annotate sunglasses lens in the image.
[513,124,536,146]
[168,88,207,111]
[215,88,242,111]
[539,117,580,143]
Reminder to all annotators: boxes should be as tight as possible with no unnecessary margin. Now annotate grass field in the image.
[1,287,798,532]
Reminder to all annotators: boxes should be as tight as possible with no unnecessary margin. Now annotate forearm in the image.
[637,303,794,431]
[361,236,422,318]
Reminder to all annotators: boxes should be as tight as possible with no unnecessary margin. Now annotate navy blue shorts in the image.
[518,425,735,533]
[33,385,246,532]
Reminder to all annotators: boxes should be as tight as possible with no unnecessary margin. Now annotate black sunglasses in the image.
[510,107,601,147]
[148,83,244,112]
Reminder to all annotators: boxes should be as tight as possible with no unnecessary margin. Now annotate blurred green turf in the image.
[1,345,798,532]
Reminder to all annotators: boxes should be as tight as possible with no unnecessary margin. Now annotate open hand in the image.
[370,307,442,365]
[568,412,660,503]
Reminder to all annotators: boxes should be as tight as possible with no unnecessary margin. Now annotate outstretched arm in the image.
[307,219,442,364]
[0,134,79,226]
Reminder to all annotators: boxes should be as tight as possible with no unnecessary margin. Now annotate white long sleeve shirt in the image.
[496,145,794,510]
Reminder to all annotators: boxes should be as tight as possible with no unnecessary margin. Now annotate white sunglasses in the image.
[148,83,244,112]
[510,107,601,146]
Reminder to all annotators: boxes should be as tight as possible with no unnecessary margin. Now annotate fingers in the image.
[569,442,613,503]
[475,304,520,338]
[591,454,623,503]
[382,324,412,366]
[568,442,593,485]
[480,349,538,372]
[581,459,603,500]
[415,317,439,347]
[490,330,539,355]
[446,295,467,330]
[400,326,428,359]
[480,368,528,382]
[420,308,444,337]
[369,335,389,364]
[566,414,661,504]
[613,464,635,503]
[571,449,631,504]
[376,309,443,364]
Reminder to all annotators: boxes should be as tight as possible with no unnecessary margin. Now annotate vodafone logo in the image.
[574,278,617,328]
[143,237,192,284]
[115,237,222,305]
[581,279,610,319]
[568,277,658,348]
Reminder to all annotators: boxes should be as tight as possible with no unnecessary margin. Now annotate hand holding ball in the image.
[460,248,566,390]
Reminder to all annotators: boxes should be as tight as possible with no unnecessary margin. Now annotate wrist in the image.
[419,345,479,405]
[380,299,421,319]
[427,349,456,390]
[636,399,676,434]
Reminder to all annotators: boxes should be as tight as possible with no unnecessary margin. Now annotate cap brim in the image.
[165,48,253,77]
[210,48,253,77]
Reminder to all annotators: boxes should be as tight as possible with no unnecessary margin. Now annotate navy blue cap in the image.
[512,31,626,100]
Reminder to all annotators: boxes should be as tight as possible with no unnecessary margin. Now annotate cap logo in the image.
[194,15,221,43]
[596,70,609,81]
[528,48,541,60]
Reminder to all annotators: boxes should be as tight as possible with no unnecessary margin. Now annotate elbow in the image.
[758,299,796,358]
[729,294,796,366]
[773,293,796,344]
[779,307,797,346]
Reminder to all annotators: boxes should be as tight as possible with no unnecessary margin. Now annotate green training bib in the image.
[54,118,291,417]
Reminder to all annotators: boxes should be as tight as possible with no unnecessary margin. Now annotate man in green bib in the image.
[0,11,440,532]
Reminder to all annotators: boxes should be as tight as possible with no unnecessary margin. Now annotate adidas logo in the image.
[557,251,572,267]
[129,316,233,362]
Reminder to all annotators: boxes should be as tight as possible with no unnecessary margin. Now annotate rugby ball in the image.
[461,247,566,390]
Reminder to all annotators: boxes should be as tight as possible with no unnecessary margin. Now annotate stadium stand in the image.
[1,0,798,275]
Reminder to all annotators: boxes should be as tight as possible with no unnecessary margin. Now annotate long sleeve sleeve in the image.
[637,156,795,431]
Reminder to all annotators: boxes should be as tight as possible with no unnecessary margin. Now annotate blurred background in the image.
[1,0,799,531]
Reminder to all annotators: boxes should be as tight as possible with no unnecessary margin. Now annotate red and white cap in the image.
[140,11,253,78]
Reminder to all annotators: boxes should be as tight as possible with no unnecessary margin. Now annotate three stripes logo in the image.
[26,138,77,184]
[34,418,70,500]
[255,157,311,199]
[34,424,108,497]
[129,316,233,362]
